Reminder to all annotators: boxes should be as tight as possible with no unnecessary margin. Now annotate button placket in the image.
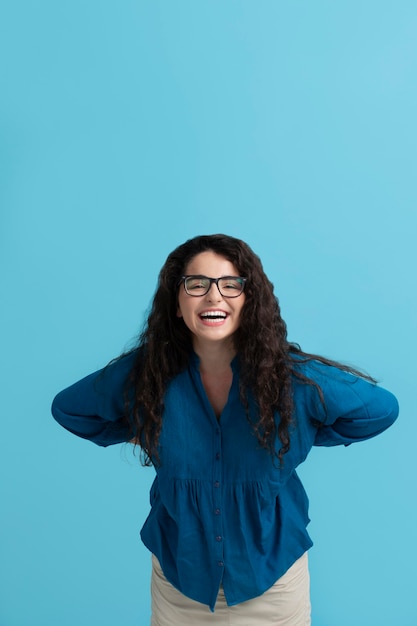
[213,426,224,569]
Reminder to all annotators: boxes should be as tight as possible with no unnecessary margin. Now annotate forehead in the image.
[185,251,238,276]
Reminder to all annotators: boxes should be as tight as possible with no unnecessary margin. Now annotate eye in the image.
[185,277,209,291]
[221,278,243,291]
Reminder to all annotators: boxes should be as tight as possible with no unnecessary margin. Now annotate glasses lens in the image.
[218,278,244,297]
[184,277,211,295]
[183,276,245,297]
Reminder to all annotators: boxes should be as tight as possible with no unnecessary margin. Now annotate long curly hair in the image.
[125,234,373,466]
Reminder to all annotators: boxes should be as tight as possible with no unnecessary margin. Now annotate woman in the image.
[52,234,398,625]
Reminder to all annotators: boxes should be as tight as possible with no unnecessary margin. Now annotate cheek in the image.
[234,302,245,327]
[177,295,193,321]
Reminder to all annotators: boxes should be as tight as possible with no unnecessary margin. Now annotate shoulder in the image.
[290,354,351,386]
[104,349,140,377]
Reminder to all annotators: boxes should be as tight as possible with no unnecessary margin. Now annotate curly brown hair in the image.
[125,234,373,466]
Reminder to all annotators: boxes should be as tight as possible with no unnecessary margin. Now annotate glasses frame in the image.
[178,275,247,298]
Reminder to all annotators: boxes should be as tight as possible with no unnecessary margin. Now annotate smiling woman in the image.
[176,251,246,354]
[51,234,399,626]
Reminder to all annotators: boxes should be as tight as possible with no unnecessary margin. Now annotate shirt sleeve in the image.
[299,360,399,447]
[51,351,137,446]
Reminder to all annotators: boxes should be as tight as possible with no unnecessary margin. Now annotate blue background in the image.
[1,1,415,624]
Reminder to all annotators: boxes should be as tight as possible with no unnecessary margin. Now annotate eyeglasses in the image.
[178,275,247,298]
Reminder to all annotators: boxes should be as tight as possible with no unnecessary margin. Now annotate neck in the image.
[193,340,236,374]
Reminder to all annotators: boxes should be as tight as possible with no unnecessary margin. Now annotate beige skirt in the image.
[150,553,311,626]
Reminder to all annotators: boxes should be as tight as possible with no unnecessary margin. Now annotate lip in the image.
[198,309,229,325]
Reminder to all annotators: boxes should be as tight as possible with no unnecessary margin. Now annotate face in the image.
[177,251,246,352]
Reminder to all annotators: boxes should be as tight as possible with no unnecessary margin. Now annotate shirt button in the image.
[215,452,220,460]
[214,508,221,515]
[214,481,220,488]
[216,536,222,542]
[218,561,224,567]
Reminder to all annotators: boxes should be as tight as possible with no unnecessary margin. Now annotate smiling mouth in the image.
[199,311,228,321]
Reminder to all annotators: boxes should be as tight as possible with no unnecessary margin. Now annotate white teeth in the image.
[200,311,227,319]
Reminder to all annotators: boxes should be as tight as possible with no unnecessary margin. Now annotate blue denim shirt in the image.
[51,352,398,610]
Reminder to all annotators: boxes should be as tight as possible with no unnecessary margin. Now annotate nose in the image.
[205,282,222,301]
